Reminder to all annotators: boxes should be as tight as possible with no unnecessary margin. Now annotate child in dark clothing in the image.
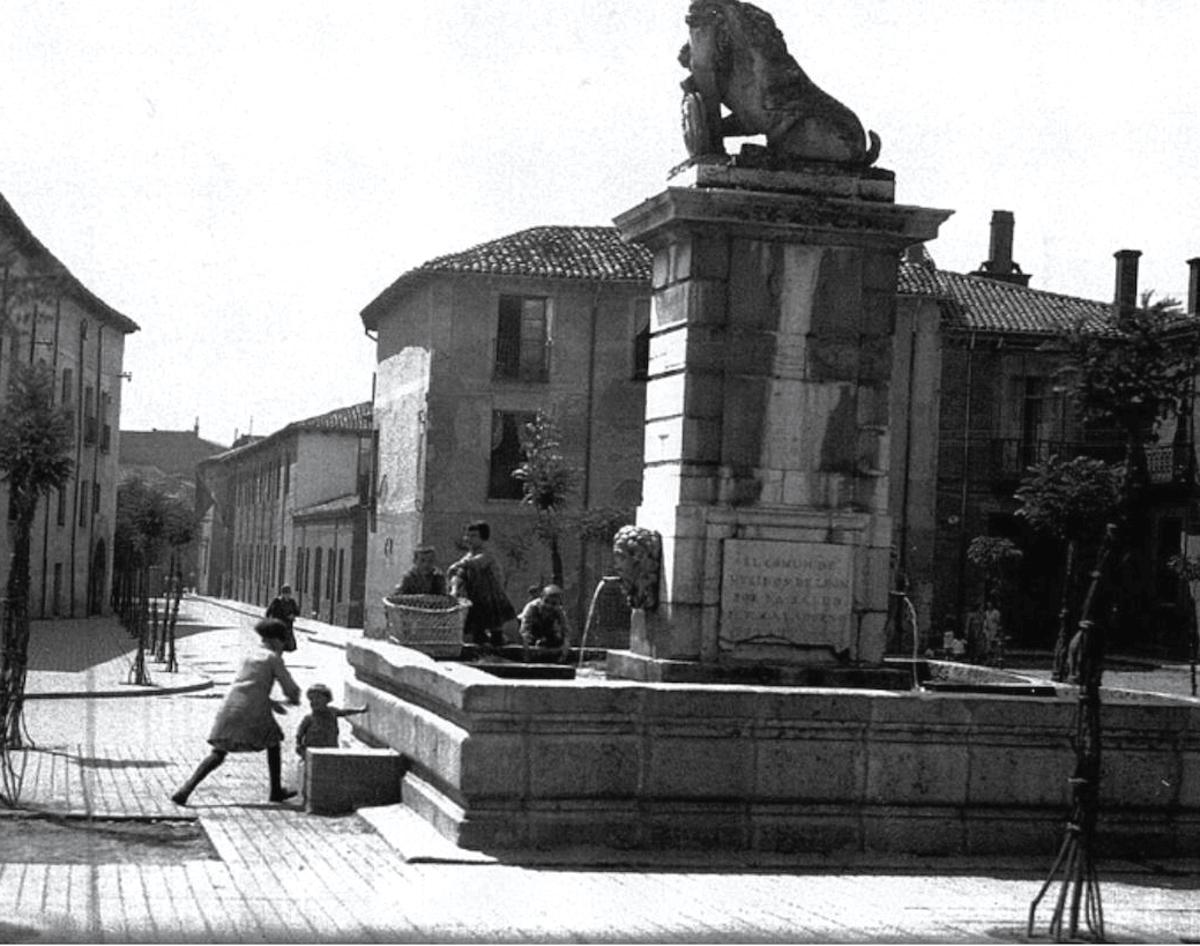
[265,584,301,652]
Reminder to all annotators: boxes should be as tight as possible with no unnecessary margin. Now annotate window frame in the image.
[487,409,536,501]
[494,294,550,383]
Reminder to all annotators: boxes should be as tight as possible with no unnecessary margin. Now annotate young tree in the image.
[965,536,1022,662]
[0,363,74,753]
[513,411,581,588]
[1029,293,1200,940]
[1014,456,1123,681]
[114,478,197,607]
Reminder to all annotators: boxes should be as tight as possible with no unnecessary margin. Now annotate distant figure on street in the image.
[265,584,300,652]
[447,520,516,650]
[392,546,447,597]
[171,618,301,806]
[519,584,572,661]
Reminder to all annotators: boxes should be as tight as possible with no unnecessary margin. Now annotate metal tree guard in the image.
[1027,522,1117,942]
[126,570,152,687]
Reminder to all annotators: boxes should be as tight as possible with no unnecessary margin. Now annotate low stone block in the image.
[306,748,404,815]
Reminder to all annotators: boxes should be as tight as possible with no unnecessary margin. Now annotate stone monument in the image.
[611,0,952,679]
[341,2,1200,858]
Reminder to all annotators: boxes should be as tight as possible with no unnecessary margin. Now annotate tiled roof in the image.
[281,401,372,435]
[293,493,362,520]
[0,191,140,334]
[362,226,652,328]
[362,222,1198,342]
[898,260,1124,337]
[203,402,372,466]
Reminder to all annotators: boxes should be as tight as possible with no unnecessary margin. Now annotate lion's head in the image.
[612,525,662,611]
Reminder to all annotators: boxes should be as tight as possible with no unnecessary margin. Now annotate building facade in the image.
[359,217,1199,656]
[893,215,1200,656]
[119,423,228,590]
[360,226,652,634]
[196,403,373,627]
[0,193,139,617]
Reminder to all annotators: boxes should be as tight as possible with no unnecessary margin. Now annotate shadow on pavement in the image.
[37,747,172,770]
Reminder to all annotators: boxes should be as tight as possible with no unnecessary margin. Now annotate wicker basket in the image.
[381,594,469,658]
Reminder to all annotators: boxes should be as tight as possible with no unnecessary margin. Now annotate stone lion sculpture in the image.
[679,0,881,167]
[612,525,662,612]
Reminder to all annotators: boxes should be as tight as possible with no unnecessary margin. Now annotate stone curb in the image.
[24,675,213,700]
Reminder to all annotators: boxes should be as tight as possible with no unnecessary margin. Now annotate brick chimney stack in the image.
[1187,257,1200,316]
[1114,249,1141,317]
[989,210,1014,272]
[970,210,1031,286]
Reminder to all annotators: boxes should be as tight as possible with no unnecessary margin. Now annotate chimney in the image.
[1188,257,1200,316]
[1114,249,1141,317]
[970,210,1030,286]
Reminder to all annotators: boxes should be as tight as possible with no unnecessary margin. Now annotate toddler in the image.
[296,683,368,757]
[295,683,367,804]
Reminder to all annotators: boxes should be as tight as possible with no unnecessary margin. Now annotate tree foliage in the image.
[513,411,581,515]
[513,411,581,587]
[1063,293,1199,452]
[114,477,198,573]
[0,362,74,758]
[966,536,1023,575]
[1014,456,1125,543]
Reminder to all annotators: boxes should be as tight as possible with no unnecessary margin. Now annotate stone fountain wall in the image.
[347,639,1200,856]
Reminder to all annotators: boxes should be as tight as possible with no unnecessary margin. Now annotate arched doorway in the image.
[89,539,107,615]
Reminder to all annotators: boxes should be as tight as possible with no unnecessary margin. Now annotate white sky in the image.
[2,0,1198,447]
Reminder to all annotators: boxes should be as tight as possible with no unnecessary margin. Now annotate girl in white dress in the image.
[171,618,301,805]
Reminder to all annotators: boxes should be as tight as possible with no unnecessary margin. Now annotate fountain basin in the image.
[346,638,1200,857]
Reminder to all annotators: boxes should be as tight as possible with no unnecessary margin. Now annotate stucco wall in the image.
[0,296,129,618]
[365,349,432,635]
[369,273,647,630]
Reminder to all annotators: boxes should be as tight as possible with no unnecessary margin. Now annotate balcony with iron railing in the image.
[940,437,1197,488]
[493,334,549,383]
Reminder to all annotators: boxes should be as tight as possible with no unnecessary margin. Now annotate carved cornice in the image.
[616,187,952,252]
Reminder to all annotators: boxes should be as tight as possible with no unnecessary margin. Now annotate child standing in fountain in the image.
[447,520,517,650]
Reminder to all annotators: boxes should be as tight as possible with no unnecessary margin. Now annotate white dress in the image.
[207,649,300,752]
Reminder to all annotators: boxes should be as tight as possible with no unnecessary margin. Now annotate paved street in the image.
[0,598,1197,943]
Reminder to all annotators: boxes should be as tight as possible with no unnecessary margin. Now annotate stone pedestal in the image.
[613,163,951,668]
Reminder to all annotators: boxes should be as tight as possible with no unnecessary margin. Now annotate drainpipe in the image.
[895,303,920,616]
[39,299,62,617]
[69,321,86,616]
[574,284,602,630]
[954,332,978,633]
[87,325,104,614]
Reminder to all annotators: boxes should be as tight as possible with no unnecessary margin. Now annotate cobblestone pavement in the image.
[1,599,1197,943]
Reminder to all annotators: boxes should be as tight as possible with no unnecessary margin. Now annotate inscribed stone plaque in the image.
[720,540,853,652]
